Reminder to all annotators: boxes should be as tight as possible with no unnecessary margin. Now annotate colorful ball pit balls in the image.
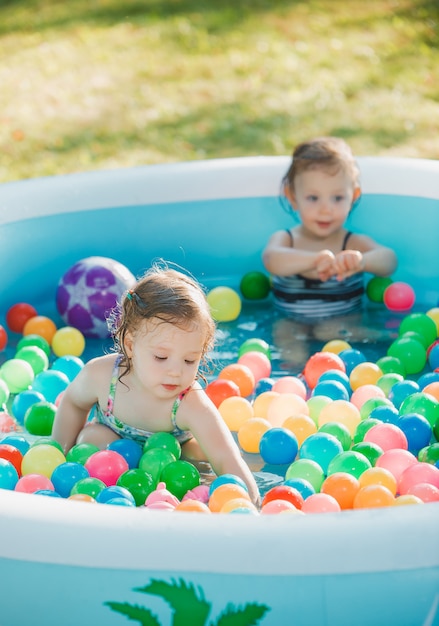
[15,473,55,494]
[383,282,415,312]
[51,355,84,382]
[358,466,397,495]
[0,325,8,352]
[375,355,406,377]
[237,417,271,453]
[239,271,271,300]
[219,498,255,514]
[285,458,325,492]
[0,443,23,476]
[349,361,383,390]
[353,484,395,509]
[266,393,309,428]
[139,448,177,484]
[219,396,254,431]
[209,473,249,497]
[399,312,437,348]
[283,414,317,447]
[116,468,155,506]
[0,435,30,456]
[218,363,255,398]
[24,401,57,436]
[205,378,240,408]
[398,462,439,494]
[70,476,107,500]
[317,399,361,437]
[14,345,49,376]
[51,326,86,358]
[271,375,307,398]
[0,358,34,394]
[142,431,182,460]
[0,458,19,490]
[31,369,70,404]
[326,450,372,479]
[175,499,212,513]
[428,344,439,371]
[399,391,439,429]
[375,448,418,483]
[17,333,51,358]
[426,307,439,334]
[338,348,367,377]
[387,336,427,375]
[321,472,361,510]
[303,351,346,389]
[259,427,299,465]
[0,411,17,433]
[321,339,352,354]
[396,413,432,455]
[160,459,200,501]
[299,432,344,475]
[206,286,242,322]
[312,379,349,402]
[6,302,38,334]
[407,482,439,503]
[318,421,352,451]
[261,499,300,515]
[261,485,304,510]
[23,315,57,344]
[366,276,393,303]
[238,338,271,360]
[208,482,251,513]
[301,493,341,514]
[252,390,279,419]
[51,461,90,498]
[21,444,66,479]
[238,351,272,383]
[85,450,130,487]
[56,256,136,339]
[66,442,100,465]
[284,477,315,500]
[107,438,143,469]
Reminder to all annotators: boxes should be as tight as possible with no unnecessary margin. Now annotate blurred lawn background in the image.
[0,0,438,182]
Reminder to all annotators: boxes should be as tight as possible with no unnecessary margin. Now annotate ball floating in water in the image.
[239,271,271,300]
[0,325,8,352]
[23,316,57,344]
[206,286,242,322]
[387,336,427,375]
[56,256,136,338]
[259,427,299,465]
[205,378,241,408]
[238,350,271,382]
[366,276,393,303]
[238,338,271,359]
[303,351,346,389]
[383,282,415,312]
[6,302,38,334]
[237,417,271,453]
[0,358,34,394]
[218,363,255,397]
[51,326,86,357]
[24,401,57,436]
[399,312,437,349]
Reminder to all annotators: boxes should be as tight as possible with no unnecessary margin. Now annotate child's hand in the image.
[333,250,364,280]
[315,249,336,282]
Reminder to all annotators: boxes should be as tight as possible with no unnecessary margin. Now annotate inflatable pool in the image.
[0,156,438,626]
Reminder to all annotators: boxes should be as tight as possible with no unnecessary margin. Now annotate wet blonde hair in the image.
[283,136,361,193]
[108,263,216,383]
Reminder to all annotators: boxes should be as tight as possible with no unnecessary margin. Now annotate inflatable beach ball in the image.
[56,257,136,338]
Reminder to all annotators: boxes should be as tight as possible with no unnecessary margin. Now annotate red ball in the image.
[261,485,304,510]
[0,443,23,476]
[0,325,7,351]
[303,351,346,389]
[383,282,415,312]
[205,379,241,408]
[6,302,38,333]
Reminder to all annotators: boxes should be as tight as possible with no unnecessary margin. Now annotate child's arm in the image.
[51,358,103,454]
[181,389,260,505]
[334,234,397,281]
[263,229,335,279]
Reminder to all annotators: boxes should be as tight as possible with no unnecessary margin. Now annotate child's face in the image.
[290,167,357,237]
[125,317,205,398]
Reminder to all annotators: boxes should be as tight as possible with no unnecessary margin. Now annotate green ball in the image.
[71,477,106,499]
[15,346,49,376]
[139,448,177,484]
[285,458,325,492]
[360,397,393,421]
[318,422,352,451]
[117,468,155,506]
[366,276,393,303]
[376,373,404,397]
[398,313,437,348]
[387,336,427,375]
[399,392,439,429]
[327,450,372,478]
[160,460,200,500]
[66,442,100,465]
[0,358,34,394]
[238,338,271,359]
[16,334,51,358]
[375,355,406,377]
[0,379,10,405]
[143,431,181,460]
[353,418,381,444]
[423,443,439,464]
[239,271,271,300]
[24,400,57,436]
[351,442,383,466]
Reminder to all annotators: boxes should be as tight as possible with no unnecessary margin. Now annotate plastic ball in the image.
[318,422,352,451]
[321,339,352,354]
[285,458,325,492]
[254,377,275,395]
[0,378,10,405]
[383,282,415,312]
[303,352,345,389]
[306,395,332,425]
[338,348,367,376]
[218,498,255,514]
[51,461,90,498]
[283,477,315,499]
[299,432,343,474]
[160,460,200,500]
[266,393,309,428]
[259,427,299,465]
[0,358,34,394]
[218,396,254,431]
[252,390,279,418]
[312,379,349,402]
[51,355,84,382]
[24,401,57,436]
[366,276,393,302]
[0,325,7,352]
[96,485,137,506]
[318,399,361,436]
[238,338,271,359]
[142,431,182,460]
[327,450,372,479]
[375,355,406,377]
[387,336,427,375]
[238,417,271,453]
[396,413,432,454]
[353,484,395,509]
[349,362,383,390]
[393,494,424,506]
[363,423,408,452]
[205,379,240,408]
[399,312,437,348]
[138,448,177,483]
[23,315,57,344]
[398,462,439,494]
[239,271,271,300]
[350,384,385,410]
[31,369,70,403]
[68,493,96,503]
[175,499,212,513]
[426,307,439,334]
[70,476,106,499]
[207,286,242,322]
[17,334,51,357]
[14,345,49,376]
[208,482,251,512]
[116,468,155,506]
[418,371,439,391]
[283,414,317,447]
[302,492,341,514]
[6,302,38,333]
[21,444,66,479]
[56,256,135,338]
[375,448,418,482]
[0,435,30,456]
[272,376,307,398]
[218,363,255,397]
[0,443,23,475]
[369,404,399,425]
[388,380,420,409]
[358,466,397,494]
[351,441,383,466]
[66,442,100,465]
[85,450,129,486]
[238,351,272,382]
[0,458,19,490]
[15,473,54,494]
[51,326,86,357]
[317,369,351,394]
[209,474,248,497]
[360,397,394,421]
[428,344,439,371]
[321,471,360,509]
[399,391,439,429]
[0,411,17,433]
[107,438,143,469]
[423,381,439,402]
[376,373,404,397]
[407,482,439,503]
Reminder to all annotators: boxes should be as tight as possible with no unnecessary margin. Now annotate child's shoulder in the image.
[82,353,119,376]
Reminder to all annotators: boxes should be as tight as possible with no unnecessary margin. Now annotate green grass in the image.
[1,0,438,182]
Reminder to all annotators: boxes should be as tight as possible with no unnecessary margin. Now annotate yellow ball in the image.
[238,417,271,453]
[218,396,254,431]
[207,286,242,322]
[52,326,86,357]
[21,444,66,478]
[266,393,309,428]
[426,307,439,336]
[321,339,352,354]
[350,362,383,390]
[283,413,317,447]
[252,390,279,418]
[318,399,361,436]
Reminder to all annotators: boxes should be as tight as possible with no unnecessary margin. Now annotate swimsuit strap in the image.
[105,354,123,417]
[342,231,352,250]
[171,387,191,428]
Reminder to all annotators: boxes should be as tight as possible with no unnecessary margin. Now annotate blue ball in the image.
[254,377,275,395]
[96,485,136,506]
[11,390,45,424]
[209,473,248,496]
[31,370,70,403]
[0,459,19,490]
[388,380,420,409]
[312,379,350,401]
[338,348,366,376]
[283,477,315,499]
[369,404,399,425]
[396,413,432,454]
[35,489,62,498]
[428,344,439,370]
[299,432,343,474]
[417,371,439,390]
[51,461,90,498]
[259,428,299,465]
[317,369,351,394]
[51,355,84,382]
[108,438,143,469]
[0,434,30,456]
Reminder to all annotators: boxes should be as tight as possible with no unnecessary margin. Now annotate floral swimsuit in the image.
[91,355,193,445]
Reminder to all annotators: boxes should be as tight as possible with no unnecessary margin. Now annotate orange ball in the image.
[218,396,254,431]
[303,352,345,389]
[283,414,317,447]
[68,493,96,503]
[208,483,251,513]
[353,484,395,509]
[205,378,241,408]
[266,393,309,428]
[238,417,271,453]
[218,363,255,397]
[252,390,279,418]
[23,315,57,344]
[349,362,383,391]
[358,466,397,495]
[220,497,258,513]
[321,471,360,510]
[423,382,439,402]
[174,499,211,513]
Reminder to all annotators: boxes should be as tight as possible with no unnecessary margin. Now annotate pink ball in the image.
[398,462,439,494]
[407,482,439,503]
[301,493,341,514]
[85,450,129,486]
[260,499,299,514]
[364,423,408,451]
[238,351,271,382]
[375,448,418,482]
[383,282,415,312]
[350,384,385,409]
[272,376,307,399]
[15,473,54,493]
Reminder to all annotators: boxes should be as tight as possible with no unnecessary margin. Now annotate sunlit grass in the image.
[0,0,438,181]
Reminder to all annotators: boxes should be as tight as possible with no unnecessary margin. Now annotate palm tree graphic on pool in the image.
[106,577,270,625]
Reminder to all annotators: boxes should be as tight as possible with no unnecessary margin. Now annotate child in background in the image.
[52,263,260,505]
[263,137,397,320]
